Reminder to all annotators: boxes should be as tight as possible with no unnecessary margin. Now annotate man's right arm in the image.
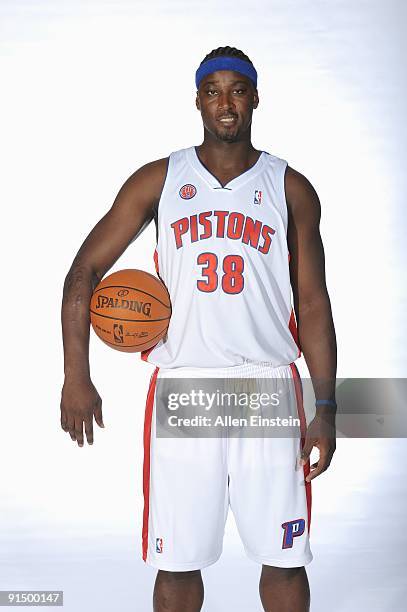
[60,157,168,447]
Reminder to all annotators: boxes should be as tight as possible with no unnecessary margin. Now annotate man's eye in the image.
[206,88,246,95]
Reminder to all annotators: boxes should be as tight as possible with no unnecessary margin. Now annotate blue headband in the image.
[195,56,257,89]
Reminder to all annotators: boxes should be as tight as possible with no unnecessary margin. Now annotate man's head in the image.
[195,46,259,143]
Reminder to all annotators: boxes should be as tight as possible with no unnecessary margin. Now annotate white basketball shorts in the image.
[141,361,313,571]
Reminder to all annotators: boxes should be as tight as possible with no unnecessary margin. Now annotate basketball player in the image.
[61,46,337,612]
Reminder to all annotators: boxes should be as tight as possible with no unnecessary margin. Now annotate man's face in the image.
[196,70,259,143]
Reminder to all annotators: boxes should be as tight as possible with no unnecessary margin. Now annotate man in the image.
[61,45,337,612]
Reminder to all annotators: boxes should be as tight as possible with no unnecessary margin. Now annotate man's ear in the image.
[195,92,201,111]
[253,90,259,110]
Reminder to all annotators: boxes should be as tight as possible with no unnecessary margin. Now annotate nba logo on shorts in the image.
[156,537,163,553]
[254,190,262,205]
[179,184,197,200]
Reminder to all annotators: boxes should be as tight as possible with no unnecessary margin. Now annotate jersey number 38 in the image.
[197,252,244,295]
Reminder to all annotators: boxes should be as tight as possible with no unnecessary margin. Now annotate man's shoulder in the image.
[138,145,192,176]
[114,156,169,208]
[284,165,321,220]
[138,155,170,177]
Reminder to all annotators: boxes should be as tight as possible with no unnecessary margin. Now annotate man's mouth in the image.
[218,115,237,125]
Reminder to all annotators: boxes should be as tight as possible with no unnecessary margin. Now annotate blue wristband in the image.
[315,399,337,408]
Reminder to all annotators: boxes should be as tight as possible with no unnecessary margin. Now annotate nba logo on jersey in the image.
[254,189,262,205]
[179,184,197,200]
[156,537,163,553]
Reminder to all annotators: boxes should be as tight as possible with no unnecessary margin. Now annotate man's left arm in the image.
[285,165,337,482]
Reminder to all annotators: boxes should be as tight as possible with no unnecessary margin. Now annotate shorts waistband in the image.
[157,361,296,379]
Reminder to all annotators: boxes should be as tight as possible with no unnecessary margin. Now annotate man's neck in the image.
[196,137,260,172]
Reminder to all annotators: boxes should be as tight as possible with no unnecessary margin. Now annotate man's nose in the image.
[217,92,235,110]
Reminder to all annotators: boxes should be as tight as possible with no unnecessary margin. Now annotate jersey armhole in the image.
[280,159,289,233]
[155,154,172,242]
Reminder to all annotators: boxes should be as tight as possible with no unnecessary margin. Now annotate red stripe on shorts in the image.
[142,366,159,561]
[289,362,312,535]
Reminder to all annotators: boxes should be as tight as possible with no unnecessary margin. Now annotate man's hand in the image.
[60,377,104,447]
[298,410,336,482]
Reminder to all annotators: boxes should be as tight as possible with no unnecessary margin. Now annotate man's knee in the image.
[261,565,305,578]
[157,569,202,582]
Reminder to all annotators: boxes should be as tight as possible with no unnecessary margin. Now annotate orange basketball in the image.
[90,269,171,353]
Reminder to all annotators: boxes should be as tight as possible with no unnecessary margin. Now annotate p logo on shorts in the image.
[281,518,305,549]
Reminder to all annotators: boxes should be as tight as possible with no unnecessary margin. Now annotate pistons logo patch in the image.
[179,184,197,200]
[281,518,305,549]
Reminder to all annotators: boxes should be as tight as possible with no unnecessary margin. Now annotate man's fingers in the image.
[61,382,103,446]
[299,438,316,466]
[66,414,76,441]
[94,402,105,428]
[305,450,333,482]
[306,463,326,482]
[60,409,68,432]
[84,418,94,445]
[74,417,84,447]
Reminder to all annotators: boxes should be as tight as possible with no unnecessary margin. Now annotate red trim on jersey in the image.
[290,362,312,535]
[289,309,302,358]
[153,247,159,275]
[140,248,160,363]
[287,251,301,359]
[141,344,155,362]
[142,366,159,562]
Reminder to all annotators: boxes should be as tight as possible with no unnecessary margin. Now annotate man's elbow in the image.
[296,290,333,318]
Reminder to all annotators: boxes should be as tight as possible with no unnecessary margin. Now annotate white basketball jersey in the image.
[141,145,301,369]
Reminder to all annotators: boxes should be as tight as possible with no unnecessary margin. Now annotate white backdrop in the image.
[0,1,405,610]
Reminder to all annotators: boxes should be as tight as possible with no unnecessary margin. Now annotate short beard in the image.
[215,128,239,143]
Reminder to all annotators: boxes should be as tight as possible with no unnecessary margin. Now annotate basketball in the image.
[90,268,171,353]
